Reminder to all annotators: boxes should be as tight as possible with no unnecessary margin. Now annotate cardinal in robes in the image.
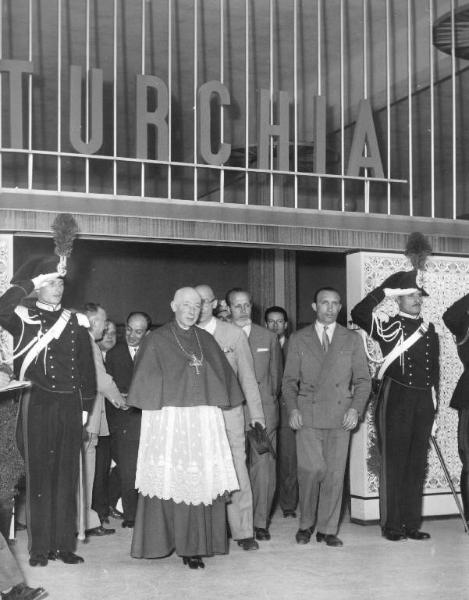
[128,287,243,569]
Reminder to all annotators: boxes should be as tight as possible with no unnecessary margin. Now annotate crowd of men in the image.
[1,254,469,597]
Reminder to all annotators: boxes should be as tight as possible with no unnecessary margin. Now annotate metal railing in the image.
[0,0,466,219]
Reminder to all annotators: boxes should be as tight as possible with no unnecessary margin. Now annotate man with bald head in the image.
[196,284,265,551]
[127,287,244,569]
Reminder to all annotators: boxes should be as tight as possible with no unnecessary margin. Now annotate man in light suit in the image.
[105,311,151,528]
[82,303,126,537]
[195,285,265,551]
[226,288,282,541]
[282,288,370,547]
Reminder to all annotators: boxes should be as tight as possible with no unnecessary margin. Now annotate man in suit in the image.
[92,319,117,523]
[105,311,152,528]
[283,287,370,547]
[82,304,126,537]
[195,284,265,551]
[226,288,282,541]
[265,306,298,518]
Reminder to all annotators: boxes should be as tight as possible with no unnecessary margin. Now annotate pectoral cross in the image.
[189,354,203,375]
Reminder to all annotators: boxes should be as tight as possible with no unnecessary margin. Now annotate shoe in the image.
[406,528,431,540]
[381,528,407,541]
[121,520,135,528]
[108,506,123,519]
[52,551,84,564]
[283,510,297,518]
[85,525,115,536]
[28,554,48,567]
[254,527,271,541]
[316,532,343,547]
[182,556,205,569]
[295,526,314,544]
[237,537,259,551]
[2,583,48,600]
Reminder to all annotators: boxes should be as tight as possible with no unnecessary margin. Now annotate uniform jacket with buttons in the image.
[442,293,469,409]
[282,323,371,429]
[351,287,439,391]
[0,279,96,410]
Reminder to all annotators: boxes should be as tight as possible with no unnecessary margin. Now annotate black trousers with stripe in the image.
[17,387,82,556]
[375,378,434,533]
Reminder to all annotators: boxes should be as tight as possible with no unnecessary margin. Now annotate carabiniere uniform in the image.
[351,281,439,537]
[0,278,96,558]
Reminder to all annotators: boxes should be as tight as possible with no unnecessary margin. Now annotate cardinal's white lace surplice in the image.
[135,405,239,506]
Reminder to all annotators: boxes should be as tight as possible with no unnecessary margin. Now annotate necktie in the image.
[322,325,329,352]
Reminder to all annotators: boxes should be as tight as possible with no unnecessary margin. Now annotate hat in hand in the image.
[381,269,429,297]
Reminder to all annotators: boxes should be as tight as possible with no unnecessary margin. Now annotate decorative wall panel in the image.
[347,251,468,522]
[0,236,13,367]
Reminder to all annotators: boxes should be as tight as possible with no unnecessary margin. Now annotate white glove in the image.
[431,419,438,437]
[431,387,438,410]
[82,411,89,426]
[0,371,11,389]
[383,287,417,298]
[32,272,61,289]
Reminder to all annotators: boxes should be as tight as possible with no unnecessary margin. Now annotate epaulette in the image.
[76,313,90,328]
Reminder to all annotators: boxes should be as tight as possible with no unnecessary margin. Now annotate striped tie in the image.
[322,325,329,352]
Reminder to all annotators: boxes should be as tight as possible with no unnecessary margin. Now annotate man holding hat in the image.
[351,269,439,542]
[0,256,96,566]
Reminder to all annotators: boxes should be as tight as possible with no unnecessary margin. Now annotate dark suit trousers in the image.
[297,427,350,534]
[18,389,82,555]
[92,435,112,520]
[375,379,434,532]
[108,430,139,521]
[457,408,469,521]
[277,425,298,513]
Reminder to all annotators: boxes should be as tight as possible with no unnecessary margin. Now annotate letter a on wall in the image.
[347,99,384,178]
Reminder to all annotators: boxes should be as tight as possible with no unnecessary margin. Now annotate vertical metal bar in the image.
[85,0,90,194]
[363,0,369,213]
[407,0,413,216]
[193,0,198,202]
[451,0,456,219]
[293,0,298,209]
[113,0,117,196]
[140,0,146,198]
[220,0,224,204]
[386,0,391,215]
[168,0,172,200]
[429,0,435,217]
[57,0,62,192]
[317,0,322,210]
[27,0,33,189]
[244,0,249,206]
[0,0,3,189]
[112,0,117,196]
[269,0,274,208]
[340,0,344,211]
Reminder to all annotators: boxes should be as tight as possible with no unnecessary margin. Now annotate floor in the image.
[10,511,469,600]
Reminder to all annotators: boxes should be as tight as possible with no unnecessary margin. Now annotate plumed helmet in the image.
[10,255,61,285]
[381,269,429,297]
